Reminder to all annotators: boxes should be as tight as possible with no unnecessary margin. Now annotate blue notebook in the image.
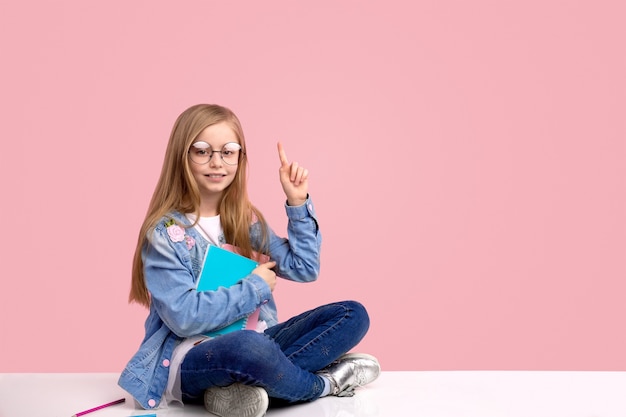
[197,244,265,336]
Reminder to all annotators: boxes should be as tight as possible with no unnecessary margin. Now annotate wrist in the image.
[286,195,308,207]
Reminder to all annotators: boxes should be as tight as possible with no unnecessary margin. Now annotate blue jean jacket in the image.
[118,198,321,409]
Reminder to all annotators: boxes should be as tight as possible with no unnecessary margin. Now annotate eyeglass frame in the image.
[187,141,245,166]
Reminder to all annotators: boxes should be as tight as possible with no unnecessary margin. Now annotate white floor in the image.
[1,371,625,417]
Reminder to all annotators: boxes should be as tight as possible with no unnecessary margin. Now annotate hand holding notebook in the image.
[196,244,270,336]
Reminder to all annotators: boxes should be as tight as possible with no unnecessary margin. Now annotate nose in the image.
[208,151,223,167]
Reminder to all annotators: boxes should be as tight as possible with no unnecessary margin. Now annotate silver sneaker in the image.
[317,352,381,397]
[204,383,268,417]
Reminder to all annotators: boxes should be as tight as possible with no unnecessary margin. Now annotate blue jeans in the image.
[180,300,370,404]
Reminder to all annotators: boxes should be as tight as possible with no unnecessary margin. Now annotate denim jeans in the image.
[180,300,370,404]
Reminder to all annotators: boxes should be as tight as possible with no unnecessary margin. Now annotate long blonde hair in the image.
[129,104,268,307]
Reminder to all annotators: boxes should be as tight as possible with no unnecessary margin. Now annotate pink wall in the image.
[0,1,624,372]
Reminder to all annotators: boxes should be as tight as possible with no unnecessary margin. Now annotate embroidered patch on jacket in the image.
[165,219,196,249]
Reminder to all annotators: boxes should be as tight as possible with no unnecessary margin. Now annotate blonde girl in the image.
[119,104,380,417]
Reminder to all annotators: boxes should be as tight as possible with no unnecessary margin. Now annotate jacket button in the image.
[162,359,170,367]
[148,399,156,407]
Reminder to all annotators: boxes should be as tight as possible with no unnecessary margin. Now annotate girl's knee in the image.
[344,300,369,324]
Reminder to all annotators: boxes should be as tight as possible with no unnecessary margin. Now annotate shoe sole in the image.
[204,384,269,417]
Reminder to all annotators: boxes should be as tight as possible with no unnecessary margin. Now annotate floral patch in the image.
[184,235,196,250]
[165,219,195,249]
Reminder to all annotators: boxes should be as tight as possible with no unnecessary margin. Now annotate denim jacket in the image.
[118,197,321,409]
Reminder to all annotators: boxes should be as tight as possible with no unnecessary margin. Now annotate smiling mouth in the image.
[206,174,226,178]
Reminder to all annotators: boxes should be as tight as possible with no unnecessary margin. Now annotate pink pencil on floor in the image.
[71,398,126,417]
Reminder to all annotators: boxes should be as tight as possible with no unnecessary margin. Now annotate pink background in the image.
[1,1,624,372]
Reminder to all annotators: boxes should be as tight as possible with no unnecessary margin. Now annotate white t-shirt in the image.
[186,213,223,247]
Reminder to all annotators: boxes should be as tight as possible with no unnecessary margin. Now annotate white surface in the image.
[1,371,625,417]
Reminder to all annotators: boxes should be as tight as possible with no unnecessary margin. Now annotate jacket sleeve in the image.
[143,225,273,338]
[267,196,322,282]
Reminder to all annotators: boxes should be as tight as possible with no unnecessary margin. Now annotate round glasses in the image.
[188,141,243,165]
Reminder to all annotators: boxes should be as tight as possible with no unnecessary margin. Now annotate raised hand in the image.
[277,142,308,206]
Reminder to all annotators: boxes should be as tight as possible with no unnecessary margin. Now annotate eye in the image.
[195,149,209,156]
[222,143,241,153]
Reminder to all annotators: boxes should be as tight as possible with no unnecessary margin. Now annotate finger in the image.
[260,261,277,268]
[277,142,289,167]
[290,162,299,182]
[299,168,309,186]
[294,166,307,185]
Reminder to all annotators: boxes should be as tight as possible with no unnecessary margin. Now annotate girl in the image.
[118,104,380,417]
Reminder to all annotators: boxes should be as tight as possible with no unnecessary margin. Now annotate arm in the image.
[269,143,322,281]
[267,196,321,282]
[143,225,273,338]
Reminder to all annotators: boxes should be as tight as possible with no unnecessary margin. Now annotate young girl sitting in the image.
[118,104,380,417]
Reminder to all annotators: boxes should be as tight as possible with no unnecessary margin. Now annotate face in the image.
[188,121,241,202]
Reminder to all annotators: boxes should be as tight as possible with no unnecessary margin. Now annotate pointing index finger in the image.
[277,142,289,167]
